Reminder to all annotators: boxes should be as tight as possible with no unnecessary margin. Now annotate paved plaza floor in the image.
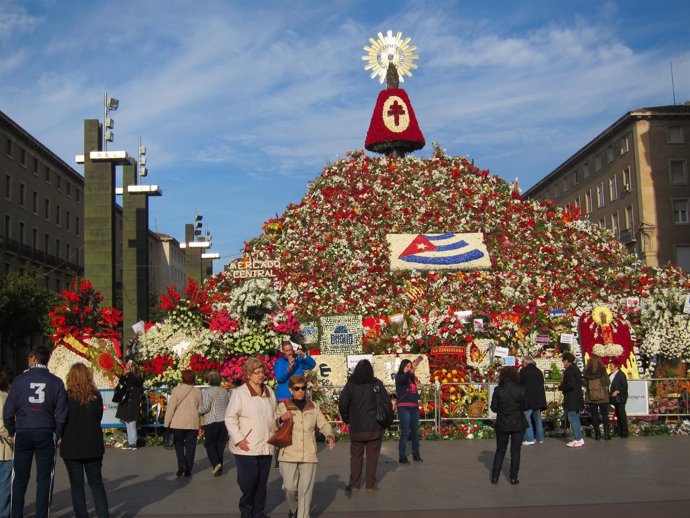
[24,435,690,517]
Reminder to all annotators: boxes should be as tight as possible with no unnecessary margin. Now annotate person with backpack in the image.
[583,355,611,440]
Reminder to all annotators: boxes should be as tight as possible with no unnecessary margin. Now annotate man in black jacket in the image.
[609,360,629,438]
[519,357,547,445]
[3,345,68,518]
[559,352,585,448]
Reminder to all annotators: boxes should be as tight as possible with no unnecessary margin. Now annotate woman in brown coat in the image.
[164,369,202,476]
[275,375,335,518]
[583,355,611,440]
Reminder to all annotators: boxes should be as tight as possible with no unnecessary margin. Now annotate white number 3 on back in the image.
[29,383,46,403]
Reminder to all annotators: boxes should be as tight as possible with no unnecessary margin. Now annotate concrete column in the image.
[83,119,117,306]
[122,163,149,334]
[184,223,203,284]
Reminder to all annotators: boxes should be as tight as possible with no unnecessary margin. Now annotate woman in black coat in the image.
[115,361,144,449]
[490,366,527,485]
[61,363,109,518]
[338,359,392,494]
[559,352,585,447]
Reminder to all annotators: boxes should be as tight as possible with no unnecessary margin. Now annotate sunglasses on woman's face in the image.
[292,386,306,391]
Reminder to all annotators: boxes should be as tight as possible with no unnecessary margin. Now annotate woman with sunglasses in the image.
[275,375,335,518]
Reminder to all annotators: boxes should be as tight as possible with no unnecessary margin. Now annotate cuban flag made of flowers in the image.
[386,233,492,271]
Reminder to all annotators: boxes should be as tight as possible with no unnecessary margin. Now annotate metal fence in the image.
[117,378,690,434]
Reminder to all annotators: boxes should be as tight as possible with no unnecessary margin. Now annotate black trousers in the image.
[235,454,272,518]
[613,402,629,437]
[588,403,610,434]
[172,429,198,474]
[12,429,56,518]
[203,421,228,468]
[492,429,524,480]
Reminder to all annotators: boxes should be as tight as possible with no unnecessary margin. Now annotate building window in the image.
[32,191,38,213]
[611,211,620,239]
[676,246,690,273]
[56,205,61,226]
[32,228,38,250]
[45,166,50,183]
[572,170,579,186]
[66,211,70,231]
[44,198,50,220]
[625,205,634,233]
[3,215,10,239]
[66,243,71,263]
[18,222,25,245]
[5,138,11,157]
[620,135,629,155]
[607,145,615,163]
[673,199,689,224]
[20,148,26,166]
[585,191,592,214]
[670,160,688,184]
[668,126,684,144]
[609,176,618,201]
[4,175,11,200]
[66,183,71,197]
[76,189,81,203]
[56,175,61,191]
[76,216,80,236]
[622,167,631,190]
[597,182,605,208]
[595,154,602,171]
[19,183,26,207]
[55,239,60,260]
[583,163,590,179]
[562,178,568,192]
[574,196,581,209]
[44,234,50,254]
[599,219,606,229]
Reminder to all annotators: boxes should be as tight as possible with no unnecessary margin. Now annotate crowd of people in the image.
[489,352,630,485]
[0,339,631,518]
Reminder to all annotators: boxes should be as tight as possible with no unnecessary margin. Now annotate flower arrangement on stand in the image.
[47,279,124,387]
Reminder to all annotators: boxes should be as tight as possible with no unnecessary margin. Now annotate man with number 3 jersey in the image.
[3,345,67,518]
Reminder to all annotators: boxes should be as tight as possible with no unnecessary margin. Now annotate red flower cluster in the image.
[49,280,122,343]
[141,355,175,376]
[209,310,240,334]
[188,353,221,374]
[269,308,300,336]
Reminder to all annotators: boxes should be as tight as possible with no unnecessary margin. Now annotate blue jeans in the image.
[122,421,137,446]
[567,411,583,440]
[0,459,11,518]
[11,429,56,518]
[397,406,420,459]
[63,458,110,518]
[523,409,544,442]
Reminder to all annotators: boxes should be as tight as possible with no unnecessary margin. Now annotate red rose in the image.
[98,353,115,371]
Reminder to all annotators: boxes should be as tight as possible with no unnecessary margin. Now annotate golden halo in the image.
[362,30,419,84]
[591,306,613,326]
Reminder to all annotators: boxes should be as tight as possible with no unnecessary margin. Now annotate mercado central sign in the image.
[226,257,280,279]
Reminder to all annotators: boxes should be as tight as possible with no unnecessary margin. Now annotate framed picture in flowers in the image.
[299,320,320,348]
[320,315,363,355]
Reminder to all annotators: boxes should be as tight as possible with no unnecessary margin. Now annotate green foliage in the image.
[0,270,55,343]
[547,362,562,382]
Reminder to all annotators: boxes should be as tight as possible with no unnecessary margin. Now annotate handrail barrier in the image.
[101,378,690,434]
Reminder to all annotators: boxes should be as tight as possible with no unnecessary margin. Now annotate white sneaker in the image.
[522,440,536,446]
[567,439,585,448]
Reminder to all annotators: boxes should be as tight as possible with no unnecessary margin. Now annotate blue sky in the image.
[2,0,689,272]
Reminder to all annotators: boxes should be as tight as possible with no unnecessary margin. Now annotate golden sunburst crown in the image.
[362,30,419,84]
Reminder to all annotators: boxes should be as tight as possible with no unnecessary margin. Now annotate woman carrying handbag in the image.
[164,369,202,477]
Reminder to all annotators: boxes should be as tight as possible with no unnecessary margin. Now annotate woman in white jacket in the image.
[164,369,202,477]
[225,357,276,518]
[276,374,335,518]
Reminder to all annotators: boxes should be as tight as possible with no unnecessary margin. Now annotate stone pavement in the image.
[25,435,690,517]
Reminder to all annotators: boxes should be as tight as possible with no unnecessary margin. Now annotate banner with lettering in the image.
[320,315,363,355]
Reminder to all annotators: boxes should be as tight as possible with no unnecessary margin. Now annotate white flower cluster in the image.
[640,287,690,361]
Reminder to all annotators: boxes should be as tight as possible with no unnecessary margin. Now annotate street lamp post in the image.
[103,93,119,150]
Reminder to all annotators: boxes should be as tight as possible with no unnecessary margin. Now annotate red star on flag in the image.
[399,234,436,258]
